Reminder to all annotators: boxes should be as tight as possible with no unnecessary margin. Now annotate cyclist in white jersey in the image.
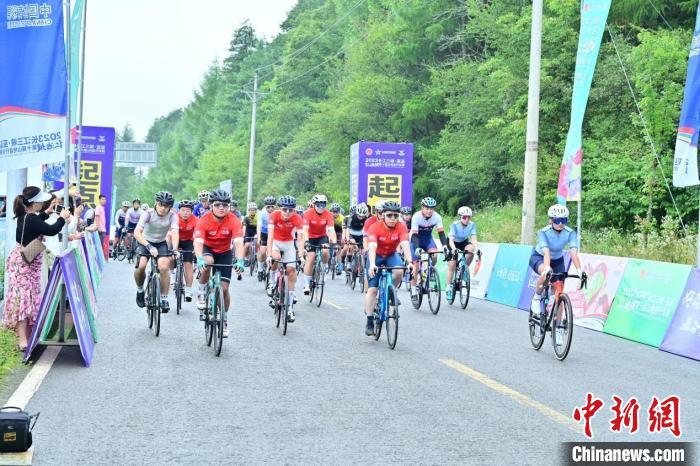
[256,196,276,281]
[409,197,449,298]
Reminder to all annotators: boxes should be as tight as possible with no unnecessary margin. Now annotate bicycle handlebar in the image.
[547,271,588,289]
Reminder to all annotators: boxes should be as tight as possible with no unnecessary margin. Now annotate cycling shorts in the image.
[272,240,297,264]
[529,252,566,282]
[348,234,364,246]
[366,252,403,288]
[259,232,268,246]
[411,237,437,261]
[126,221,138,233]
[202,245,233,282]
[135,241,171,268]
[308,236,329,250]
[115,226,125,239]
[179,240,194,263]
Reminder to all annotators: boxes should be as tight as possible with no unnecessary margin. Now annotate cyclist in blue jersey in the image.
[529,204,584,314]
[446,206,478,302]
[409,197,449,299]
[257,196,276,281]
[193,191,210,218]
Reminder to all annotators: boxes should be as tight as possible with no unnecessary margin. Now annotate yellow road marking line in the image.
[324,298,344,310]
[439,358,581,434]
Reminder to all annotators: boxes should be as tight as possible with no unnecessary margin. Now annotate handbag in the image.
[0,407,39,453]
[19,215,46,264]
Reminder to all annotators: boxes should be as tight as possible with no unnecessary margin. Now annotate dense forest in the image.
[134,0,699,237]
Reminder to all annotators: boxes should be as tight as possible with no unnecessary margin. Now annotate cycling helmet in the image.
[421,197,437,208]
[179,199,195,209]
[307,199,314,208]
[198,190,210,200]
[155,191,174,206]
[247,202,257,210]
[122,201,130,208]
[278,195,296,208]
[231,199,239,208]
[295,206,304,215]
[383,201,401,213]
[355,203,369,217]
[374,200,385,213]
[209,189,231,203]
[312,194,328,204]
[142,204,149,210]
[264,196,276,206]
[458,206,473,217]
[349,205,357,215]
[400,206,412,215]
[132,198,141,204]
[330,202,340,213]
[547,204,570,219]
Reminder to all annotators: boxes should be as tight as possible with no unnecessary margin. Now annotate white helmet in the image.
[247,202,257,210]
[312,194,328,204]
[122,201,130,208]
[457,206,473,217]
[355,203,369,217]
[198,190,210,200]
[547,204,570,219]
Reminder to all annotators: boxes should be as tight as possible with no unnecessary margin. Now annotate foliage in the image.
[136,0,699,260]
[0,329,21,383]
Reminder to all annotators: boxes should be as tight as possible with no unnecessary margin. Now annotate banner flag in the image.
[672,2,700,187]
[0,0,68,170]
[486,244,533,307]
[556,0,612,202]
[350,142,413,210]
[659,268,700,361]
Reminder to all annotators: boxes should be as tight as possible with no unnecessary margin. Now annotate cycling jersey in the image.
[367,221,409,257]
[411,212,444,239]
[258,210,270,234]
[303,209,334,239]
[193,202,210,218]
[333,214,344,235]
[126,207,142,225]
[178,214,197,242]
[115,209,127,227]
[535,225,578,260]
[193,211,243,254]
[363,215,380,235]
[269,210,303,242]
[449,220,477,243]
[243,215,258,238]
[137,209,178,243]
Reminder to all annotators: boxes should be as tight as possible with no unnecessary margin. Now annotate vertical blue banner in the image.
[557,0,612,202]
[0,0,67,170]
[672,2,700,187]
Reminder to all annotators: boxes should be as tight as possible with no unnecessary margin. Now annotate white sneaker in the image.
[197,294,206,310]
[303,285,310,295]
[530,294,542,315]
[185,290,193,302]
[223,324,229,338]
[287,309,296,322]
[411,285,419,297]
[267,283,275,295]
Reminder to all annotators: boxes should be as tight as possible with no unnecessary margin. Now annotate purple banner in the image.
[60,249,95,366]
[659,268,700,361]
[351,141,413,210]
[517,252,571,311]
[74,125,115,241]
[24,256,61,362]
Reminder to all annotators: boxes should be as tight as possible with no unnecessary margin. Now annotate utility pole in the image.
[244,72,259,204]
[521,0,543,246]
[76,0,88,191]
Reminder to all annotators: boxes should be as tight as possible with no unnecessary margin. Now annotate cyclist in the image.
[193,191,210,218]
[257,196,276,281]
[141,203,149,212]
[362,200,385,250]
[266,195,304,323]
[330,202,345,274]
[113,201,129,257]
[364,201,413,336]
[302,194,337,294]
[530,204,584,314]
[410,197,449,299]
[124,199,142,258]
[194,189,245,337]
[134,192,179,313]
[342,203,368,271]
[446,206,478,302]
[242,202,258,266]
[177,199,197,302]
[401,206,412,229]
[231,199,242,219]
[295,206,305,216]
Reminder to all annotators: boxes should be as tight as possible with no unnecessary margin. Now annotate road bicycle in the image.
[528,271,587,361]
[412,251,445,314]
[201,263,239,357]
[126,232,138,263]
[144,253,174,337]
[308,245,330,307]
[245,237,258,277]
[173,250,193,315]
[269,260,299,336]
[328,243,339,280]
[371,266,408,350]
[346,244,365,293]
[112,229,127,261]
[446,249,481,309]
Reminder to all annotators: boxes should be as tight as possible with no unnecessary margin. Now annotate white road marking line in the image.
[6,347,61,409]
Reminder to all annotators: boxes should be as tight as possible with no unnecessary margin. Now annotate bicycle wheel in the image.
[214,286,225,357]
[427,266,441,315]
[205,286,214,346]
[446,274,457,306]
[358,257,365,293]
[153,275,161,337]
[412,271,424,310]
[459,265,471,310]
[314,262,324,307]
[282,279,289,336]
[552,294,574,361]
[330,254,336,280]
[265,266,273,296]
[175,263,184,315]
[386,286,399,350]
[528,296,546,350]
[276,276,285,329]
[308,262,316,303]
[146,277,154,329]
[248,247,256,277]
[116,239,126,261]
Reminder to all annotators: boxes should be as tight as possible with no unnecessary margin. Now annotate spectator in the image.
[94,194,108,259]
[3,186,69,350]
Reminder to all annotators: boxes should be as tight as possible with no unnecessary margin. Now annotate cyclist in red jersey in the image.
[193,190,245,337]
[266,195,305,323]
[362,200,385,250]
[364,201,413,336]
[177,199,197,302]
[302,194,337,295]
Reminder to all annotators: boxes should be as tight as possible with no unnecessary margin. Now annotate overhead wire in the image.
[647,0,673,29]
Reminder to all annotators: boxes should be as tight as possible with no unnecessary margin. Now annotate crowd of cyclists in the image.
[113,189,583,341]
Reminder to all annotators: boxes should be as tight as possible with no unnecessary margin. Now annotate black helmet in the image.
[330,202,340,213]
[179,199,195,209]
[383,201,401,213]
[278,195,296,208]
[231,199,239,208]
[264,196,276,206]
[209,189,231,203]
[400,206,412,215]
[154,191,174,206]
[132,198,141,204]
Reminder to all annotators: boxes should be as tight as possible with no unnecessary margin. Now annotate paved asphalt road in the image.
[24,261,700,464]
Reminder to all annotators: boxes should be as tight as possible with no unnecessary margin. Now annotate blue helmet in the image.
[278,195,296,208]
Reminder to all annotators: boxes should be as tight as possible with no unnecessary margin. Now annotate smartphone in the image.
[55,204,65,214]
[74,197,82,207]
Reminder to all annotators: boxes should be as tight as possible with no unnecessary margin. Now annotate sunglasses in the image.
[212,202,230,208]
[281,207,295,213]
[385,213,399,219]
[461,215,470,220]
[315,202,327,208]
[552,217,568,225]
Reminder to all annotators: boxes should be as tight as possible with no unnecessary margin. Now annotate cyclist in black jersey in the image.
[342,204,369,271]
[242,203,258,266]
